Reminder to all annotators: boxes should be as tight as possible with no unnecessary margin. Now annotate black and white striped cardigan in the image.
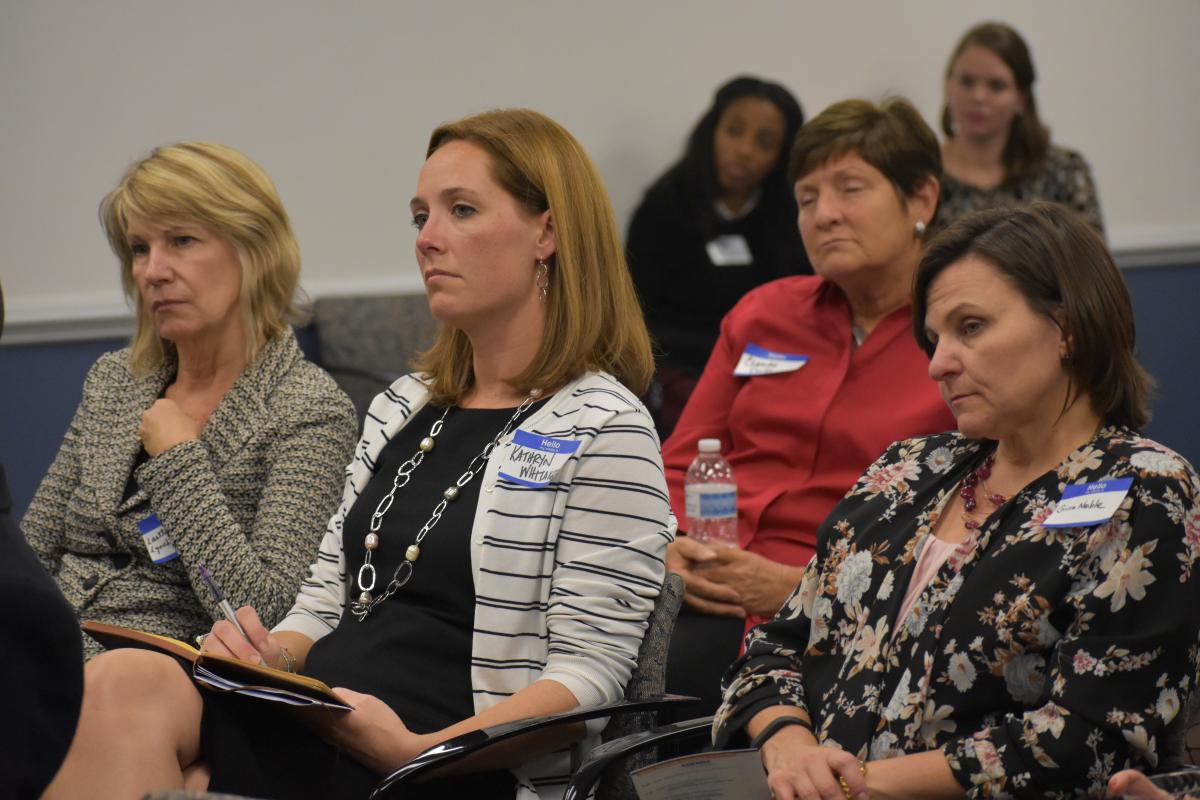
[277,371,674,797]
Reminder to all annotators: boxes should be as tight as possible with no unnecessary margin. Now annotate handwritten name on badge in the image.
[733,342,809,377]
[1042,477,1134,528]
[498,430,582,488]
[138,514,180,564]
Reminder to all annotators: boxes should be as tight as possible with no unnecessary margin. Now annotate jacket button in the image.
[82,575,98,590]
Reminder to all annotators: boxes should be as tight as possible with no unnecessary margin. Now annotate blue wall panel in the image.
[0,338,126,518]
[1124,264,1200,468]
[2,267,1197,519]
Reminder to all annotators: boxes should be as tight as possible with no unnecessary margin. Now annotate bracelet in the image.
[838,759,868,800]
[277,646,296,673]
[749,715,812,750]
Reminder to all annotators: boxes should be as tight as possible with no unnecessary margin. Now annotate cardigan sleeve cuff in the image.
[273,609,337,644]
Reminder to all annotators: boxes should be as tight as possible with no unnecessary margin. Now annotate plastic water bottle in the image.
[684,438,739,547]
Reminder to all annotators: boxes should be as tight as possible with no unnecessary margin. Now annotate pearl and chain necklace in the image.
[959,454,1008,531]
[350,388,542,621]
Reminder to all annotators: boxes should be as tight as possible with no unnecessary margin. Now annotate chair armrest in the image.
[369,694,698,799]
[563,715,715,800]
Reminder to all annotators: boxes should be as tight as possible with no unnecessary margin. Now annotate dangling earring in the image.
[535,260,550,300]
[914,220,927,239]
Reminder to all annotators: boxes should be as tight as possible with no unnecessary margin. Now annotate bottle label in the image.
[685,485,737,520]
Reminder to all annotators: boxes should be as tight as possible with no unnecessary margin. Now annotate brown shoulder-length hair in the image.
[913,202,1153,430]
[100,141,304,375]
[788,97,942,211]
[941,22,1051,183]
[412,109,654,405]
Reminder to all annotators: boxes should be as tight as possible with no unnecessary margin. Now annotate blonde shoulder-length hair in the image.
[100,141,304,375]
[412,109,653,405]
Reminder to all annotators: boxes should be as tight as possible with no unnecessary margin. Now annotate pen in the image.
[198,563,248,639]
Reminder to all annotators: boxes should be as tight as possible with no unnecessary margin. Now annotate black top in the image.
[627,171,812,373]
[305,399,544,735]
[0,465,84,797]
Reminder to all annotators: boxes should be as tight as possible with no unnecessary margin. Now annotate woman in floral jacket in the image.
[714,203,1200,799]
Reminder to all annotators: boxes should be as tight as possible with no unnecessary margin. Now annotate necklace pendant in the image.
[419,436,435,453]
[405,544,421,562]
[443,485,460,501]
[357,590,373,606]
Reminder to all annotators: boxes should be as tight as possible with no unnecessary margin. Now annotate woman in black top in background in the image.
[627,76,809,436]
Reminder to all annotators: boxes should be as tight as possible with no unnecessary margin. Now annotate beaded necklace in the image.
[959,454,1008,531]
[350,389,542,621]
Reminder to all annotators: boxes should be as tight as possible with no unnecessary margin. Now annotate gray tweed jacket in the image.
[22,330,358,659]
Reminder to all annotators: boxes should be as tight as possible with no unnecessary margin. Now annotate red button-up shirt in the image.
[662,277,957,628]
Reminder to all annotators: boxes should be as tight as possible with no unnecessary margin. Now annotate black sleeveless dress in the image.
[201,402,542,799]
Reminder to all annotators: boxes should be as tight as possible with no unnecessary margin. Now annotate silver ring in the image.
[195,633,210,648]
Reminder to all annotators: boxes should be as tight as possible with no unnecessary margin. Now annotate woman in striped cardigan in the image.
[47,109,674,800]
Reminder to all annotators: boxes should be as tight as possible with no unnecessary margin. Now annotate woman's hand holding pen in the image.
[201,606,280,669]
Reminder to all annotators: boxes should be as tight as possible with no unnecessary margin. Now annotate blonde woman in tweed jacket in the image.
[22,143,357,660]
[47,111,672,800]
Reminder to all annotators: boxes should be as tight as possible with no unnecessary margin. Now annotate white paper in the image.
[631,749,770,800]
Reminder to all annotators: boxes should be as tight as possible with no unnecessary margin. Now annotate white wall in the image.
[3,0,1198,336]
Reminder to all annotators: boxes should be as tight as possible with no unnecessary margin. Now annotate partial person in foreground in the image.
[45,109,673,800]
[937,22,1104,233]
[714,203,1200,798]
[21,142,358,657]
[0,283,84,798]
[627,75,809,436]
[659,98,956,716]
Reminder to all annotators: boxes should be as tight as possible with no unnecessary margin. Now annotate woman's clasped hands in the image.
[758,722,868,800]
[667,536,801,619]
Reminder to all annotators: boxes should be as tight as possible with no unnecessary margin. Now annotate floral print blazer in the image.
[714,427,1200,797]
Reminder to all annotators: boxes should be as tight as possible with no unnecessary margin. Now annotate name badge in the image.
[498,430,582,487]
[705,235,753,266]
[138,514,180,564]
[1042,477,1134,528]
[733,343,809,377]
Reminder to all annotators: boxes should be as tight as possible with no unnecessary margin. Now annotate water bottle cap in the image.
[697,438,722,453]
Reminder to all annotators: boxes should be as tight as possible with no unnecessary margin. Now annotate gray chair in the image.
[370,572,692,798]
[311,293,438,419]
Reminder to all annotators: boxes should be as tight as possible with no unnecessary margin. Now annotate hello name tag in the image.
[137,514,179,564]
[733,343,809,377]
[498,430,582,488]
[705,234,754,266]
[1042,477,1134,528]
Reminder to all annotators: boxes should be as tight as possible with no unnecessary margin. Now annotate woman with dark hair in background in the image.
[627,75,810,436]
[938,22,1104,233]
